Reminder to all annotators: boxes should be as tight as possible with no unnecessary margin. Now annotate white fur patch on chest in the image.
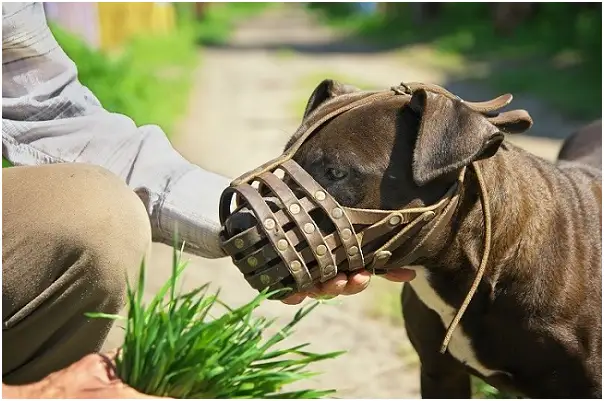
[408,268,503,378]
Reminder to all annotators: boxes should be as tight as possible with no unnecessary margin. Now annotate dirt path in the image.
[106,5,585,398]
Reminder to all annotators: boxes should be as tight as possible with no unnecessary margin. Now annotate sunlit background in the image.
[45,2,602,399]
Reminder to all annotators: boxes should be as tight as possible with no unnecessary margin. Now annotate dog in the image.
[291,80,601,398]
[224,79,601,398]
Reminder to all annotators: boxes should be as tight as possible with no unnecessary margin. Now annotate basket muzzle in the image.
[219,157,463,299]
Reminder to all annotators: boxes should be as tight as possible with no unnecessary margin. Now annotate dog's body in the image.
[288,82,602,398]
[403,126,602,398]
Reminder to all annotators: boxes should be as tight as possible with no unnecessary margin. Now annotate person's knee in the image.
[7,163,151,309]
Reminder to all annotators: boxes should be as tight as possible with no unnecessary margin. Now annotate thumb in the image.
[383,268,416,282]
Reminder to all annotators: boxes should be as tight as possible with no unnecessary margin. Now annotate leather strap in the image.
[396,82,513,113]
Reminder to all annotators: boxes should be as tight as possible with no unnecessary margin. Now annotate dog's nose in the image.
[225,209,258,237]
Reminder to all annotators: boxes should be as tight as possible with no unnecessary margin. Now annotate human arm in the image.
[2,2,229,258]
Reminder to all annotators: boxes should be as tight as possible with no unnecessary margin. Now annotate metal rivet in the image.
[234,238,245,249]
[264,218,276,229]
[247,256,258,267]
[315,191,326,201]
[316,244,327,256]
[260,274,271,285]
[389,215,402,226]
[290,260,302,271]
[303,222,315,234]
[341,228,352,240]
[331,208,343,219]
[348,246,359,256]
[277,239,288,251]
[424,211,436,221]
[325,264,334,273]
[289,204,301,214]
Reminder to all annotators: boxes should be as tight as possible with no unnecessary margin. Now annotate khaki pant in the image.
[2,164,151,385]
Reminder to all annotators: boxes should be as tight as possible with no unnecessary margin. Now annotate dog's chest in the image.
[409,269,503,378]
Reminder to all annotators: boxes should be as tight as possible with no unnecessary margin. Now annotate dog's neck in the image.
[419,142,563,290]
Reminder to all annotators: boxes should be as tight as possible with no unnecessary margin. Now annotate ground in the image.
[105,5,587,398]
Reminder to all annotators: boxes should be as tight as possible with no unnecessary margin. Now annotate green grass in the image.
[87,242,344,398]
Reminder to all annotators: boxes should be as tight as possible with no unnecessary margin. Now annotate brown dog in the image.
[286,80,602,398]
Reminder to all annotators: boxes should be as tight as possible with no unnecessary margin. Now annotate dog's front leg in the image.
[420,363,471,399]
[402,284,472,398]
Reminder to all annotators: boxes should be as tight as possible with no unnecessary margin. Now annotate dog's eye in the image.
[326,167,347,181]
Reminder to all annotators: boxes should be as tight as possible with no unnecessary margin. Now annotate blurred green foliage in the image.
[175,2,272,46]
[308,3,602,120]
[49,19,198,136]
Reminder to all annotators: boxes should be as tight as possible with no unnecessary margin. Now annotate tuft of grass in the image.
[87,242,344,398]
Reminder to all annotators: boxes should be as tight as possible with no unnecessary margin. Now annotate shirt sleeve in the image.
[2,2,231,258]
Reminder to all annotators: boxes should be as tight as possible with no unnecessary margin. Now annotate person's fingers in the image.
[383,268,417,282]
[315,272,348,296]
[342,270,372,295]
[281,268,415,303]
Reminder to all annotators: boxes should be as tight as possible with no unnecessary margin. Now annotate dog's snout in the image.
[225,209,258,236]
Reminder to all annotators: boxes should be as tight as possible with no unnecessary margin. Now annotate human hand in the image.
[3,351,165,399]
[282,268,416,305]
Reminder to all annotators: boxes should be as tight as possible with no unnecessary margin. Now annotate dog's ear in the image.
[410,89,505,186]
[303,79,361,119]
[487,109,533,134]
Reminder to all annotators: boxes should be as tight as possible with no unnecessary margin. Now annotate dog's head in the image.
[289,79,526,212]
